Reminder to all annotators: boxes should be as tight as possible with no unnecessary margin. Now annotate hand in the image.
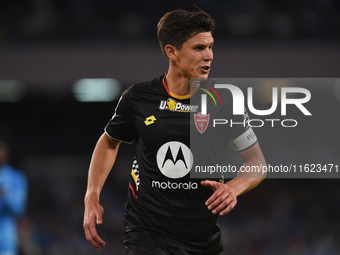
[201,180,237,216]
[83,193,106,250]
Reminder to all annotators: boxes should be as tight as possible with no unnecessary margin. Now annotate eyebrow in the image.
[195,38,214,45]
[192,42,214,48]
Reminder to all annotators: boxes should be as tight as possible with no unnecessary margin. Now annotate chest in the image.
[131,96,194,146]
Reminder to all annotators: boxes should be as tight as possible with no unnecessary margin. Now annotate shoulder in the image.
[1,164,27,183]
[128,75,164,94]
[122,75,165,102]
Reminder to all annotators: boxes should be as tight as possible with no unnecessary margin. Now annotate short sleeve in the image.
[105,86,136,143]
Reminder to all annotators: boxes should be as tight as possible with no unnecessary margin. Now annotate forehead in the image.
[184,32,214,46]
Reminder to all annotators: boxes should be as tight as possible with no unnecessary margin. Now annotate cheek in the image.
[185,56,200,68]
[178,53,200,71]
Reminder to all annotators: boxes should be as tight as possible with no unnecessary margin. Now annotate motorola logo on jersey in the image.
[156,141,193,179]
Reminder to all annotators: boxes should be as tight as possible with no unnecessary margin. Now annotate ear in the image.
[164,45,177,61]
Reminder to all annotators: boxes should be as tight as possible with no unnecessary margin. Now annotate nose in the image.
[204,48,213,61]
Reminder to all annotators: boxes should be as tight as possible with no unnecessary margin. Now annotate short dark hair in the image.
[157,9,215,58]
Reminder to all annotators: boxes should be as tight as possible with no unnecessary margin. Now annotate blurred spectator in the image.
[0,0,339,43]
[0,141,28,255]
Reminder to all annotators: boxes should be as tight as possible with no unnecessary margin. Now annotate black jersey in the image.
[105,74,257,253]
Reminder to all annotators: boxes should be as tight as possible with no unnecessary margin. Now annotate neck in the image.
[165,70,190,96]
[164,70,199,96]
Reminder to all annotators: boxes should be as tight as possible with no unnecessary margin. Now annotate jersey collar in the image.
[162,72,197,100]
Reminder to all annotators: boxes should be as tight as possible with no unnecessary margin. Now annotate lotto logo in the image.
[144,115,156,126]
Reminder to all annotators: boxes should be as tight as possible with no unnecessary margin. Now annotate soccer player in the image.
[83,8,266,254]
[0,142,28,255]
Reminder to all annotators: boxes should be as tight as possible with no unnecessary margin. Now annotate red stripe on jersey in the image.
[162,71,171,96]
[129,183,138,199]
[162,71,199,98]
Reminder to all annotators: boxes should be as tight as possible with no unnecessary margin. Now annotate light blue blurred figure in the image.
[0,142,28,255]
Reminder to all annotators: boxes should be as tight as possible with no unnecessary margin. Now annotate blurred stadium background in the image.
[0,0,339,254]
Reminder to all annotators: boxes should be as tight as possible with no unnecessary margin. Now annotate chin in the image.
[188,72,210,81]
[199,74,209,79]
[194,73,209,79]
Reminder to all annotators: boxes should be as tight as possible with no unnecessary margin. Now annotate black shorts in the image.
[124,229,222,255]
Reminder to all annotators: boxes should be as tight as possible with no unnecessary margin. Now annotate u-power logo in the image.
[200,84,311,129]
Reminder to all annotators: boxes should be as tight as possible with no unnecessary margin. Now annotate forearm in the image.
[227,165,266,197]
[85,133,121,199]
[227,143,267,196]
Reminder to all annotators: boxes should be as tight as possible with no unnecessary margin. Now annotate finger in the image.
[201,180,218,190]
[89,217,106,246]
[89,223,106,249]
[201,181,221,206]
[211,195,234,214]
[219,199,237,216]
[205,188,225,209]
[200,180,210,186]
[207,190,231,212]
[84,224,103,250]
[96,209,104,225]
[84,216,106,249]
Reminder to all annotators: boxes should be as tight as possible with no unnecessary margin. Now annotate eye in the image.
[195,45,205,51]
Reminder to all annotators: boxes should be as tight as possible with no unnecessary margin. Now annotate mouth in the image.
[200,65,210,74]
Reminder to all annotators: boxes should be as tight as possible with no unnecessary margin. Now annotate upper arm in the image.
[237,142,266,165]
[101,132,121,151]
